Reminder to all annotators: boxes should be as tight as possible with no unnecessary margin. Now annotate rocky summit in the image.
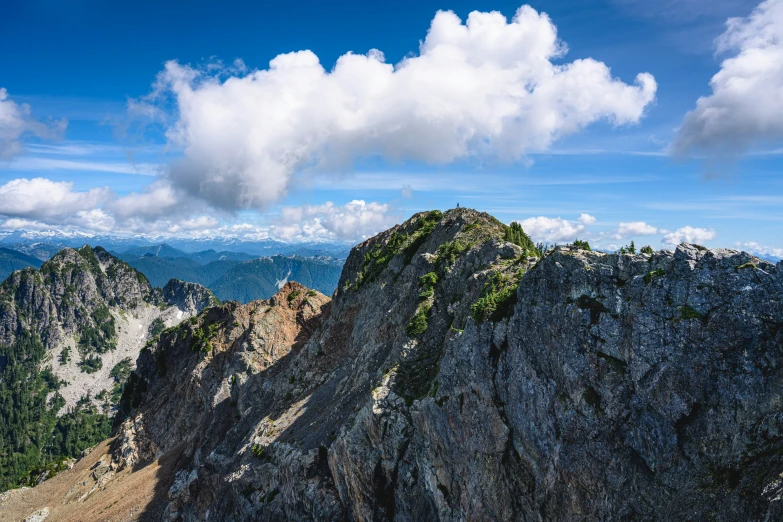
[3,208,783,521]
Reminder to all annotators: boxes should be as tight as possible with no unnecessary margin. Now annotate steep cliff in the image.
[5,208,783,521]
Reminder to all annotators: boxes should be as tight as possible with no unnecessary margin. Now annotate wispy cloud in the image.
[25,142,162,157]
[2,156,162,176]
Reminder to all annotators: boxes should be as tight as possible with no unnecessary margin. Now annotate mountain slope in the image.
[121,255,241,288]
[0,247,42,282]
[5,208,783,521]
[0,246,216,491]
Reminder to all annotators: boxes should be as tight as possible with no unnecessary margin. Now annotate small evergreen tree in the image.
[572,239,591,251]
[504,222,538,256]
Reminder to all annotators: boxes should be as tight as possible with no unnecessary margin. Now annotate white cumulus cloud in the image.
[279,200,399,241]
[0,89,66,159]
[614,221,658,239]
[109,181,183,221]
[578,213,597,225]
[137,5,656,210]
[516,216,586,242]
[662,226,716,246]
[738,241,783,259]
[0,178,112,220]
[673,0,783,155]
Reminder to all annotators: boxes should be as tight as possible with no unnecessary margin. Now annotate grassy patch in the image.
[471,271,520,323]
[149,317,165,338]
[436,240,468,267]
[643,267,665,284]
[418,272,438,300]
[353,210,443,289]
[251,444,271,462]
[407,303,432,337]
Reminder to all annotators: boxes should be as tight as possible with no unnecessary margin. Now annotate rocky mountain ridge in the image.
[3,208,783,521]
[0,245,216,411]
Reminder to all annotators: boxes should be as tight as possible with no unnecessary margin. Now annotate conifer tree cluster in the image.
[0,334,112,490]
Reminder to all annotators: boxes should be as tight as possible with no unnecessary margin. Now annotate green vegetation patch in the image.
[149,317,165,338]
[640,245,654,255]
[503,222,539,257]
[418,272,438,300]
[78,306,117,355]
[353,210,443,289]
[402,210,443,263]
[471,271,521,323]
[643,267,665,284]
[251,443,271,462]
[572,239,591,251]
[0,334,112,491]
[191,321,218,353]
[287,289,301,302]
[77,354,103,374]
[406,302,432,337]
[77,246,102,275]
[59,346,71,365]
[736,262,757,270]
[679,305,704,321]
[110,358,133,382]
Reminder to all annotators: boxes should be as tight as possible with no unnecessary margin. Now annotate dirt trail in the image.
[0,439,178,522]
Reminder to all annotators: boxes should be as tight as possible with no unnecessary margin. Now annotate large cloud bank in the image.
[0,177,395,241]
[140,5,656,211]
[673,0,783,155]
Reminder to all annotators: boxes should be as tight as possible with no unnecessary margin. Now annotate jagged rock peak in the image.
[162,278,220,314]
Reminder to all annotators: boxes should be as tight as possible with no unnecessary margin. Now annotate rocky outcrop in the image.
[160,279,219,315]
[14,208,783,521]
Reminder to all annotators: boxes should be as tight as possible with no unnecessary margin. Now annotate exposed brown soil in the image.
[0,439,180,522]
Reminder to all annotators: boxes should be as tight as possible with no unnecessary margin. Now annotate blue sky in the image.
[0,0,781,256]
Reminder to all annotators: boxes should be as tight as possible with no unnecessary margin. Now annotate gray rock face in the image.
[161,279,219,315]
[0,246,153,349]
[112,209,783,521]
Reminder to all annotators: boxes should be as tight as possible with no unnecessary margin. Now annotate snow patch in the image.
[275,269,292,289]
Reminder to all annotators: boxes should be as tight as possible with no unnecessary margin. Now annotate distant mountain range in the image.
[116,246,344,302]
[0,241,348,302]
[0,232,352,258]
